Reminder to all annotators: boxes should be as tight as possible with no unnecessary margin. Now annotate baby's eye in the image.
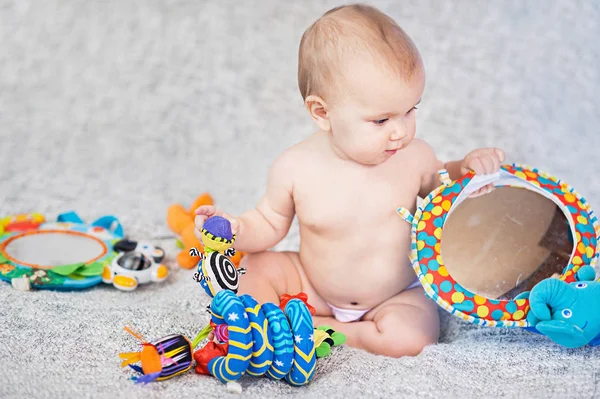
[408,106,418,114]
[372,118,389,125]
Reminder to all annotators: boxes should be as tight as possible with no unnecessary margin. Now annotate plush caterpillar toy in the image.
[193,216,346,387]
[118,216,345,386]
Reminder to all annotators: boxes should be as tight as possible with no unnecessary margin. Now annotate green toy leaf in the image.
[316,344,331,358]
[51,263,85,276]
[76,262,104,276]
[0,253,9,264]
[192,324,214,348]
[175,239,184,249]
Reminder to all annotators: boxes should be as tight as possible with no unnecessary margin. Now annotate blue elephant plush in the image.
[522,265,600,348]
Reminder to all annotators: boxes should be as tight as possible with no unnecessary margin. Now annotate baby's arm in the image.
[196,152,296,254]
[234,153,296,253]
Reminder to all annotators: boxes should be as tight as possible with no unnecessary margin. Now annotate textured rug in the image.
[1,0,599,398]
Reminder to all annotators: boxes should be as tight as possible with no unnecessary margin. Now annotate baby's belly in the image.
[299,231,417,310]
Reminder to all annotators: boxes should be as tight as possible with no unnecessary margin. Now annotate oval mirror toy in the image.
[397,164,600,348]
[0,211,168,291]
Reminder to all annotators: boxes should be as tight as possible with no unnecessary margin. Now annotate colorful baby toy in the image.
[102,239,169,291]
[117,215,343,387]
[119,325,201,384]
[190,216,345,387]
[193,215,246,296]
[192,216,312,383]
[0,211,169,292]
[523,265,600,348]
[166,193,246,269]
[397,163,600,349]
[0,211,122,290]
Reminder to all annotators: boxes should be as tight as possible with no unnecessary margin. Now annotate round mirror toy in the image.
[397,164,600,348]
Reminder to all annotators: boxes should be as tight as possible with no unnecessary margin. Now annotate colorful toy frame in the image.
[397,164,600,328]
[0,212,123,290]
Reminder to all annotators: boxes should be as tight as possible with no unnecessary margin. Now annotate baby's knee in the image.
[379,329,437,358]
[377,313,439,358]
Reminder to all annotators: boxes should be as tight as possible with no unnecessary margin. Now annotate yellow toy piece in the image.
[166,193,246,269]
[0,213,45,234]
[200,228,236,253]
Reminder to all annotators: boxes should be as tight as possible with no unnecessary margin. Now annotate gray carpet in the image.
[1,0,600,398]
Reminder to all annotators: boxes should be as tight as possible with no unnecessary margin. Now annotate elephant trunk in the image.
[529,278,572,320]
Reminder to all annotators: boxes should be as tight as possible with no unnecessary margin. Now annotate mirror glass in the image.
[2,231,106,269]
[440,186,573,300]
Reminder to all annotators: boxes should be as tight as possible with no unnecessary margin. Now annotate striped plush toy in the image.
[192,216,345,387]
[193,216,246,296]
[118,216,344,387]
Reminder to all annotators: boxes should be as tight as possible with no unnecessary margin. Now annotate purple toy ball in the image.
[203,216,233,241]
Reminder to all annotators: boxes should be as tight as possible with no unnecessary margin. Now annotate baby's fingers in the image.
[195,214,208,228]
[468,183,494,198]
[194,215,208,242]
[195,205,216,216]
[229,217,240,236]
[194,221,205,242]
[494,148,506,163]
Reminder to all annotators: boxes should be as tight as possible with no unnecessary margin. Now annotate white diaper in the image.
[327,278,422,323]
[326,303,371,323]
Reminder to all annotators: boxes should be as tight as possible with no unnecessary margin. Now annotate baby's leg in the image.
[313,287,439,358]
[236,251,332,315]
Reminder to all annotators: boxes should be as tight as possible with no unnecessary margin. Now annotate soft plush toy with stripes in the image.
[192,216,246,296]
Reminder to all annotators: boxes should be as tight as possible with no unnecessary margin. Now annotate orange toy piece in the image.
[280,292,316,316]
[166,193,246,269]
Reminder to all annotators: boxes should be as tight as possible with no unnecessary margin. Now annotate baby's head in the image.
[299,4,425,165]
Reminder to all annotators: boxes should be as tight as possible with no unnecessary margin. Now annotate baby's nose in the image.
[390,127,406,140]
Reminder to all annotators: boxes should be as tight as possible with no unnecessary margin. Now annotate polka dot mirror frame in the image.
[397,164,600,328]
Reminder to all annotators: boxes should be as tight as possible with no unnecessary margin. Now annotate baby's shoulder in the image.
[275,133,323,164]
[267,135,320,180]
[407,138,436,156]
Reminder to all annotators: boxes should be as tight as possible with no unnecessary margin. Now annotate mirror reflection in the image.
[2,231,106,268]
[440,186,573,300]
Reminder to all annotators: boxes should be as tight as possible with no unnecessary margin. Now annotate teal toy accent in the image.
[526,265,600,348]
[284,298,317,386]
[261,303,294,380]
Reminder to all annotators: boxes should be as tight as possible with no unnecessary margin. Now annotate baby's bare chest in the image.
[294,162,421,232]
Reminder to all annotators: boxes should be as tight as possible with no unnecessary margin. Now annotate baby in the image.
[195,4,505,358]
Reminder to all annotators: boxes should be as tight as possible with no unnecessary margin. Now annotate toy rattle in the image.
[119,324,213,384]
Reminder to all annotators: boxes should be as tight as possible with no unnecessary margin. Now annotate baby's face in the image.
[326,61,425,165]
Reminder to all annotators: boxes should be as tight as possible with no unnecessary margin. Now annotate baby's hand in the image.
[194,205,240,241]
[461,148,506,198]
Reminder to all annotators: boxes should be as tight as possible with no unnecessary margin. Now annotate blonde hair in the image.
[298,4,422,102]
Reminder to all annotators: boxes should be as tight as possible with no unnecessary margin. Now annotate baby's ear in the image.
[305,95,331,132]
